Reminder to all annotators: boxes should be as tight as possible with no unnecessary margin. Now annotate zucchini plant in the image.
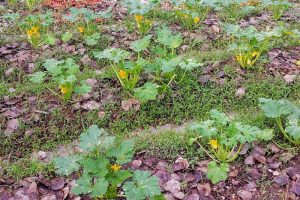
[190,109,274,183]
[54,125,162,199]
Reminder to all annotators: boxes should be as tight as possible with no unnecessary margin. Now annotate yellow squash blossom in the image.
[193,17,200,24]
[59,85,68,95]
[134,15,143,23]
[27,26,40,38]
[236,55,242,62]
[78,26,85,33]
[111,164,121,171]
[209,139,219,149]
[31,26,39,34]
[27,30,33,37]
[252,51,259,57]
[118,70,127,79]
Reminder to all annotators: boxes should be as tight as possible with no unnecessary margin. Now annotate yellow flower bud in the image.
[193,17,200,24]
[252,51,259,57]
[78,26,85,33]
[111,164,121,171]
[59,85,68,95]
[209,139,219,149]
[118,70,127,79]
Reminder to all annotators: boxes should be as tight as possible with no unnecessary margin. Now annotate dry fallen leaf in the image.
[4,119,19,136]
[274,174,289,186]
[121,98,140,111]
[237,190,253,200]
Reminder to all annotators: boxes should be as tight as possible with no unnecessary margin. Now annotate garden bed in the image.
[0,0,300,199]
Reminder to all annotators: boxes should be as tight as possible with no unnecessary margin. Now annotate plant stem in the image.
[112,65,125,88]
[276,117,295,144]
[226,143,243,163]
[167,74,176,87]
[195,141,220,163]
[46,86,64,100]
[175,70,187,84]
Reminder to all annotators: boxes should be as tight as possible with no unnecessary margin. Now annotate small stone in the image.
[37,151,47,160]
[131,160,142,169]
[154,170,171,183]
[4,119,19,136]
[267,160,282,169]
[181,45,190,52]
[273,171,280,176]
[98,111,105,119]
[284,74,297,84]
[81,101,100,110]
[41,194,57,200]
[245,155,255,165]
[231,179,240,185]
[235,87,246,98]
[229,169,239,177]
[8,88,15,93]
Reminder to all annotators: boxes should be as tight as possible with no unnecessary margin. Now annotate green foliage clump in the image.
[259,98,300,145]
[190,109,274,183]
[54,125,161,199]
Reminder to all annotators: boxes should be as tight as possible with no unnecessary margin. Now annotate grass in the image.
[135,130,204,162]
[0,158,55,181]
